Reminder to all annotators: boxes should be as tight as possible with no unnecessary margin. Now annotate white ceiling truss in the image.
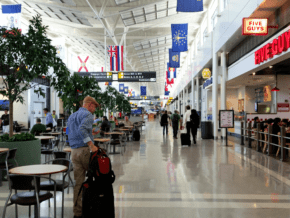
[0,0,213,95]
[13,0,92,26]
[120,0,178,26]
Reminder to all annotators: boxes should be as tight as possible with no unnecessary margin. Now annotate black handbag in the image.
[160,122,163,127]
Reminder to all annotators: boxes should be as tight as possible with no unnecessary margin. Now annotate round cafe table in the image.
[0,148,9,153]
[94,138,110,151]
[9,164,67,218]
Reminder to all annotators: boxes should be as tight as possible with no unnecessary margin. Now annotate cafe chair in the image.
[110,134,125,155]
[38,159,71,218]
[2,174,57,218]
[41,142,54,163]
[0,150,10,187]
[52,139,60,151]
[53,151,74,193]
[0,148,18,181]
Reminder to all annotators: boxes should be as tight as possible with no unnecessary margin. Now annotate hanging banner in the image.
[124,86,128,94]
[140,86,146,96]
[169,49,180,68]
[177,0,203,12]
[119,83,124,92]
[0,4,21,30]
[167,63,176,78]
[171,23,188,52]
[132,91,135,97]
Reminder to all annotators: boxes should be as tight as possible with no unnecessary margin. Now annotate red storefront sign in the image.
[255,30,290,65]
[242,18,268,36]
[277,103,290,112]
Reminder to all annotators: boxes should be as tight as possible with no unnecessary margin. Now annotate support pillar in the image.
[183,88,185,115]
[221,52,227,138]
[192,77,195,109]
[196,77,200,111]
[213,52,218,140]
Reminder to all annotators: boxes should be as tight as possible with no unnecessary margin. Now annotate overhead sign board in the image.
[78,72,112,82]
[118,72,156,82]
[242,18,268,36]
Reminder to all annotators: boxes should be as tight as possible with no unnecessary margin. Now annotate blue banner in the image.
[169,49,180,68]
[165,91,170,96]
[2,4,21,13]
[177,0,203,12]
[124,86,128,94]
[132,91,135,97]
[140,86,146,96]
[171,24,188,52]
[119,84,124,92]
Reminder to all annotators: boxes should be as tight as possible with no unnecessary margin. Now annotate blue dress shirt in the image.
[67,107,94,149]
[46,112,53,125]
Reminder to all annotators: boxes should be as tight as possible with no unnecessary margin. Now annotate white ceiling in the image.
[0,0,211,95]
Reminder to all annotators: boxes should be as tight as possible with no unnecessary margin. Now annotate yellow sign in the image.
[242,18,268,36]
[107,72,112,76]
[145,96,147,99]
[118,72,124,79]
[169,97,173,100]
[202,68,211,79]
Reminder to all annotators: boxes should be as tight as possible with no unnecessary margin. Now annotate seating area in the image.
[0,120,145,217]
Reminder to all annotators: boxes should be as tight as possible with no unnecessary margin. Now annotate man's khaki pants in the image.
[71,146,90,216]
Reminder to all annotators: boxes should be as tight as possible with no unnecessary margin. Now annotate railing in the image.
[240,121,290,162]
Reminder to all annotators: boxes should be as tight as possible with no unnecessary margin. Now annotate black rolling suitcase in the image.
[75,149,115,218]
[181,133,191,146]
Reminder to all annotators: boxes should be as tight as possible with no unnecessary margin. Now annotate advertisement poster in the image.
[219,110,234,128]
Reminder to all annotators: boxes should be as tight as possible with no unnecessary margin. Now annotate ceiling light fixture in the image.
[269,66,273,68]
[271,73,280,92]
[253,72,255,75]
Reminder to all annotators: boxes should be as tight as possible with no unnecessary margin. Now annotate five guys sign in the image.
[255,30,290,65]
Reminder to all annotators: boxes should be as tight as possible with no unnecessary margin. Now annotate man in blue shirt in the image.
[68,96,100,218]
[43,108,53,129]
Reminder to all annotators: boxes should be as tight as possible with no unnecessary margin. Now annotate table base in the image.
[109,152,121,155]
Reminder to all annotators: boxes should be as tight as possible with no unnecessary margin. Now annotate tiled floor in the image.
[1,121,290,217]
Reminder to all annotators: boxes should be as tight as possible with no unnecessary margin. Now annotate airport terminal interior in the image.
[1,0,290,217]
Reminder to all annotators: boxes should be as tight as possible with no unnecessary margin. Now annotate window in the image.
[203,28,208,44]
[197,41,201,50]
[223,0,228,10]
[211,9,218,31]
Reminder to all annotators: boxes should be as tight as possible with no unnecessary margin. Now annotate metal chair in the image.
[53,152,74,193]
[41,142,54,163]
[38,159,71,218]
[0,148,18,182]
[110,134,125,155]
[0,150,10,187]
[2,174,56,218]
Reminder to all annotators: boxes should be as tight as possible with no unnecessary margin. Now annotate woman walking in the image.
[161,110,169,135]
[190,109,200,144]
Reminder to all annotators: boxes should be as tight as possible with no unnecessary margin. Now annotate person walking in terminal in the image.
[30,118,46,136]
[183,105,192,141]
[0,109,9,134]
[161,110,169,135]
[43,108,53,129]
[190,109,200,144]
[67,96,100,218]
[170,110,181,139]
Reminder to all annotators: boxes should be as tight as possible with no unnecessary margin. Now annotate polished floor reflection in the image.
[1,121,290,217]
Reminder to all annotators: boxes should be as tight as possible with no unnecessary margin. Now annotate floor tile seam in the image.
[217,141,290,186]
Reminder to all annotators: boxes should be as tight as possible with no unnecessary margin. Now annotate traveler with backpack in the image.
[190,109,200,144]
[170,110,181,139]
[67,96,101,218]
[161,110,170,135]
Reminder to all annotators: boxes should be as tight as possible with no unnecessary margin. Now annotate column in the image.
[192,77,195,109]
[221,52,227,138]
[196,77,200,111]
[183,88,185,115]
[212,51,218,140]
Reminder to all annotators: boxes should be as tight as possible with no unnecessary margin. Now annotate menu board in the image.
[219,110,234,128]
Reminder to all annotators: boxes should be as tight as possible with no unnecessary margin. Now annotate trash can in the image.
[201,121,213,139]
